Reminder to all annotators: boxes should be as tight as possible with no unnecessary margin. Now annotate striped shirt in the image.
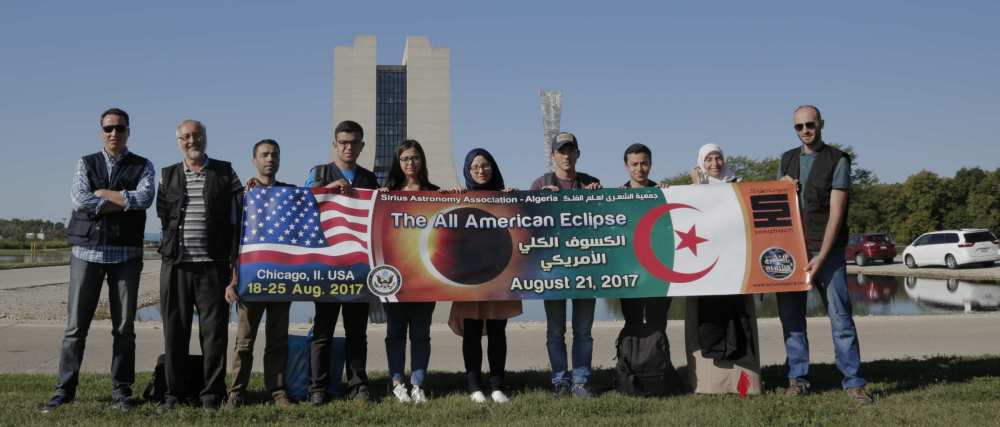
[179,157,242,263]
[70,148,156,264]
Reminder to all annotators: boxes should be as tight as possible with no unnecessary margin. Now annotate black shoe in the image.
[155,400,177,416]
[551,383,570,399]
[110,397,135,413]
[41,394,73,414]
[349,385,370,402]
[310,391,327,406]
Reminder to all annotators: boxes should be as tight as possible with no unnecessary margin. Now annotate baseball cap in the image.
[552,132,579,152]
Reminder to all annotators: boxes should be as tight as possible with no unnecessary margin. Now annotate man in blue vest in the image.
[303,120,379,404]
[43,107,155,413]
[778,105,872,404]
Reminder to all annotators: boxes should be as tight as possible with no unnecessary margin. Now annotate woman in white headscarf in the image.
[684,143,761,395]
[690,143,739,184]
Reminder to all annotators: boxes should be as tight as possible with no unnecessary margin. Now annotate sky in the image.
[1,1,998,228]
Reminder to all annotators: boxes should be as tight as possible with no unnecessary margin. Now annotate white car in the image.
[903,229,1000,269]
[903,277,1000,312]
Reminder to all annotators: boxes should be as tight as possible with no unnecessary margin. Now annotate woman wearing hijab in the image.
[684,143,762,395]
[447,148,523,403]
[382,140,439,404]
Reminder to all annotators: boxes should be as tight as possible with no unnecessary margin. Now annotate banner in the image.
[238,181,810,302]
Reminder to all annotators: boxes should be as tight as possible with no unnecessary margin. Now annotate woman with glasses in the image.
[381,140,439,404]
[447,148,522,403]
[684,143,762,395]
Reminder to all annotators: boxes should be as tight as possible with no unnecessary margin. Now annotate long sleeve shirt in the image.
[70,148,156,263]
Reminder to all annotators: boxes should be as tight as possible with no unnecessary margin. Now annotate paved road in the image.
[3,313,998,376]
[0,260,162,321]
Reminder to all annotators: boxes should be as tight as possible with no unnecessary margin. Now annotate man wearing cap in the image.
[529,131,602,398]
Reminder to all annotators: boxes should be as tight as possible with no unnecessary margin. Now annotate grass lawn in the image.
[2,356,998,426]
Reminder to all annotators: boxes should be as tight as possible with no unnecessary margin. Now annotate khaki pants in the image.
[228,301,290,398]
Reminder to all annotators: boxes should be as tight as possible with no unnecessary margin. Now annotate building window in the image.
[375,66,406,185]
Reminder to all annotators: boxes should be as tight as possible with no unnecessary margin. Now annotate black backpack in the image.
[613,325,684,397]
[142,354,205,404]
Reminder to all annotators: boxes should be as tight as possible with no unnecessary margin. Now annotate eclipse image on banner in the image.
[237,181,810,303]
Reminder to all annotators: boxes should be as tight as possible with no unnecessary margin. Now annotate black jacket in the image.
[67,151,149,248]
[156,159,241,265]
[780,144,851,252]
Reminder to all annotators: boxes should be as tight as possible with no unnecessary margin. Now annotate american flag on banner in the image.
[239,186,376,267]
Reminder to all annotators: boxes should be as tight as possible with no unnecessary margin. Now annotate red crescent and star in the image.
[633,203,718,283]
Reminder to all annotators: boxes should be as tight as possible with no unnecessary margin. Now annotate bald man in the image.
[777,105,871,404]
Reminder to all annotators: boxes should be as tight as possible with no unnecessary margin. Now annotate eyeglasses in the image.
[335,139,362,146]
[470,165,492,172]
[102,125,128,134]
[400,156,422,164]
[794,122,817,132]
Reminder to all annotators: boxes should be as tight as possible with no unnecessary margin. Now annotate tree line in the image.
[664,145,1000,245]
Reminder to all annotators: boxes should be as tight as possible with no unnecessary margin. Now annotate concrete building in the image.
[333,35,457,188]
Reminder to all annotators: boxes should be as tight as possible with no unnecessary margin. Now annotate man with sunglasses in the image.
[303,120,379,404]
[43,108,155,414]
[777,105,872,404]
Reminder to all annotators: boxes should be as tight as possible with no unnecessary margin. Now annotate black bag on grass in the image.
[613,324,683,397]
[142,353,204,404]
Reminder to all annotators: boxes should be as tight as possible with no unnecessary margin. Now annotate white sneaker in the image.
[392,383,412,403]
[490,390,510,403]
[410,385,428,404]
[470,391,487,403]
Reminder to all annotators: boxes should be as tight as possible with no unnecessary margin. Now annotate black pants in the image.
[620,297,671,333]
[310,302,370,393]
[462,318,508,392]
[160,261,229,405]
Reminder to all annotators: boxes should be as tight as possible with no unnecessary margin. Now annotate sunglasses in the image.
[102,125,128,134]
[793,122,817,132]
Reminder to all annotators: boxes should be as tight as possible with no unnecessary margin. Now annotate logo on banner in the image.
[633,203,718,283]
[367,265,403,297]
[759,247,795,280]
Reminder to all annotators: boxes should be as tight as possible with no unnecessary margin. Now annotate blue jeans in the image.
[777,251,866,389]
[384,302,435,386]
[544,298,595,385]
[55,255,142,400]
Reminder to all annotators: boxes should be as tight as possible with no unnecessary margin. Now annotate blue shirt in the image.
[70,148,156,264]
[304,164,356,187]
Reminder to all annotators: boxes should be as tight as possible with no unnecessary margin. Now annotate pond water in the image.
[136,273,1000,324]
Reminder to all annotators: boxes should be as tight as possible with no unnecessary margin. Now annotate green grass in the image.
[2,356,998,426]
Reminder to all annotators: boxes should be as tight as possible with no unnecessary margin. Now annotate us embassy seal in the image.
[759,247,795,280]
[367,265,403,298]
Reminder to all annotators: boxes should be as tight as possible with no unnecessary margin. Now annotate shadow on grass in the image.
[233,355,1000,404]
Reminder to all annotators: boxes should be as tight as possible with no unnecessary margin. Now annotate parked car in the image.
[845,233,896,266]
[903,229,1000,269]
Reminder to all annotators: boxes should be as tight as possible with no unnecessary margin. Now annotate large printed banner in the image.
[238,181,810,302]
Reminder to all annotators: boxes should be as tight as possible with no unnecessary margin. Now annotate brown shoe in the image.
[273,392,295,407]
[224,392,243,410]
[785,379,810,396]
[846,386,873,405]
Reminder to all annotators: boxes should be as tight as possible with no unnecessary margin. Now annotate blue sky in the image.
[1,1,998,226]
